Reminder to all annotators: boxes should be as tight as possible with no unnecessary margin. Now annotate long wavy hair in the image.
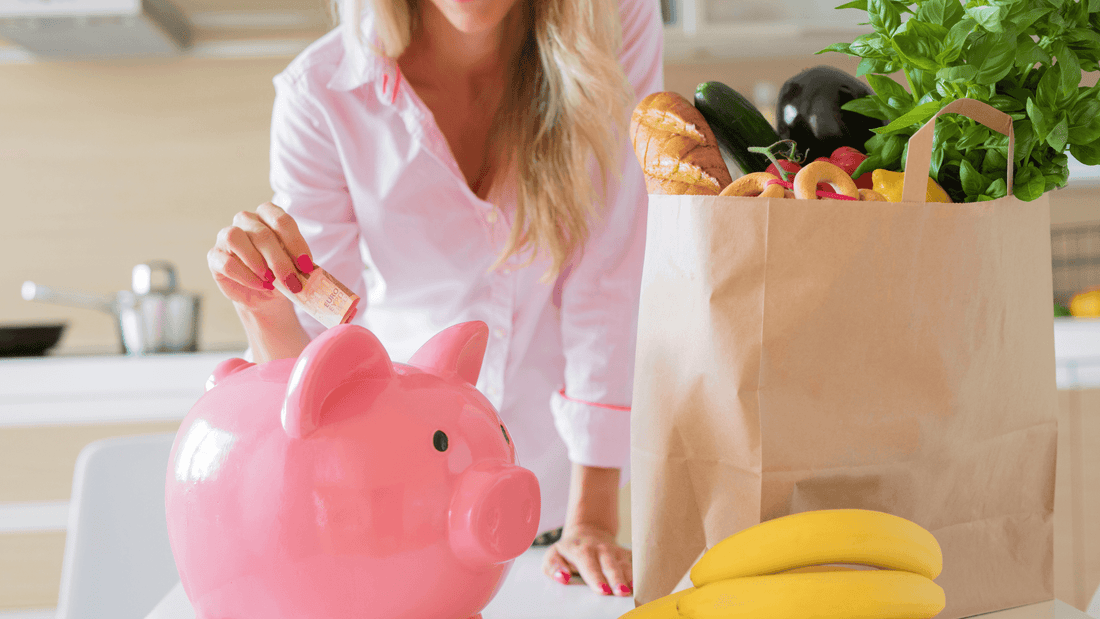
[334,0,634,281]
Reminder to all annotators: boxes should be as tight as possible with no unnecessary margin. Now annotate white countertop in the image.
[143,547,636,619]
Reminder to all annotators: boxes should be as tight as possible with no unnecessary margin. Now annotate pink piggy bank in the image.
[165,321,541,619]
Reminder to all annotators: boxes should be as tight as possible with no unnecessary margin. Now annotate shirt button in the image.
[487,386,499,397]
[493,328,506,339]
[486,210,498,224]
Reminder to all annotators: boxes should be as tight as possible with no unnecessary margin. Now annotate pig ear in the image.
[282,324,393,439]
[206,358,255,391]
[408,321,488,386]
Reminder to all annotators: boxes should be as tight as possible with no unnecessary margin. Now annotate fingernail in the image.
[555,570,570,584]
[263,268,275,281]
[629,580,634,589]
[297,254,315,274]
[284,273,303,294]
[619,584,631,595]
[262,280,275,291]
[601,583,613,595]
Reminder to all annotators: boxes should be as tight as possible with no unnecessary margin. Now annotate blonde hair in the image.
[335,0,634,281]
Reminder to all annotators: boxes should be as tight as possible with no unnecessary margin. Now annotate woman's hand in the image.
[541,463,633,597]
[207,202,315,311]
[542,523,633,597]
[207,201,313,362]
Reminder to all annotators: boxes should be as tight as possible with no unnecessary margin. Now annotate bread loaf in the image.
[630,92,732,195]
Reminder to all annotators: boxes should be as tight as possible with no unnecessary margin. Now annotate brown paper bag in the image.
[630,99,1058,618]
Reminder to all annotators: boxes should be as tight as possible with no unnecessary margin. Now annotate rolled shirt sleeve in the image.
[269,68,368,341]
[550,0,664,474]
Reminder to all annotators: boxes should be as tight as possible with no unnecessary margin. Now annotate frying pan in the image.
[0,322,67,357]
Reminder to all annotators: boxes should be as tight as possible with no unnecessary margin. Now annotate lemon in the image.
[871,169,952,203]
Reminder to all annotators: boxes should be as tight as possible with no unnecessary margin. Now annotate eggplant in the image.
[775,65,885,160]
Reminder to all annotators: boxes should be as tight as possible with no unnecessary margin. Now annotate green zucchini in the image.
[694,81,781,174]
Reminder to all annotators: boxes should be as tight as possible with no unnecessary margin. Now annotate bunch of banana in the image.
[621,509,946,619]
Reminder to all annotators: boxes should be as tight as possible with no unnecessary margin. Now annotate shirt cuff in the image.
[549,388,632,484]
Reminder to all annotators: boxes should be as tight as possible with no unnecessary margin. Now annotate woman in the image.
[207,0,663,598]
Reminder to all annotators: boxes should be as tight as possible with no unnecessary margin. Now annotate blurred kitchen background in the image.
[1,0,1098,616]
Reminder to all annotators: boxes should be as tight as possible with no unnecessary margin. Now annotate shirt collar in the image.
[326,10,401,102]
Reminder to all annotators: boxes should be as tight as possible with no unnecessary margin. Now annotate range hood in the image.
[0,0,192,58]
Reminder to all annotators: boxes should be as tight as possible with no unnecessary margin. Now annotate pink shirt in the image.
[268,0,663,532]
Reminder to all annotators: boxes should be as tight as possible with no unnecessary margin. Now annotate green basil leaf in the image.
[1016,35,1052,69]
[836,0,869,9]
[874,99,945,134]
[958,123,993,149]
[1014,119,1038,164]
[1012,7,1052,32]
[989,94,1025,111]
[869,0,903,34]
[982,147,1009,175]
[1047,115,1070,150]
[918,0,949,24]
[857,57,892,76]
[938,18,976,64]
[1054,42,1082,104]
[1071,139,1100,164]
[970,34,1017,84]
[937,65,979,83]
[1070,97,1100,143]
[985,178,1008,199]
[891,32,942,71]
[1027,97,1051,138]
[880,133,906,163]
[960,158,989,197]
[866,73,910,102]
[966,5,1005,32]
[841,96,890,121]
[1089,0,1100,13]
[848,32,888,57]
[1037,65,1062,109]
[819,42,854,55]
[1014,166,1047,200]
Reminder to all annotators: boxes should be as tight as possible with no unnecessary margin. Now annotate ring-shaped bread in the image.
[719,172,780,197]
[793,161,859,200]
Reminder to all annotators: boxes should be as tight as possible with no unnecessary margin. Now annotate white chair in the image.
[1088,582,1100,619]
[56,432,181,619]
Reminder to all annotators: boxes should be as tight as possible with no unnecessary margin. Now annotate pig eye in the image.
[433,430,448,452]
[500,424,510,445]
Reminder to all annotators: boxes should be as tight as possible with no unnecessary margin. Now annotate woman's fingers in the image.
[231,206,304,294]
[256,201,315,275]
[213,223,274,291]
[541,546,575,585]
[207,244,269,293]
[600,546,633,597]
[548,528,634,597]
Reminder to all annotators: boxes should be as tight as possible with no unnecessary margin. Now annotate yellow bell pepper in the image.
[871,169,953,203]
[1070,289,1100,318]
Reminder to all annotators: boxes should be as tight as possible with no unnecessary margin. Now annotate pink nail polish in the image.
[600,583,613,595]
[263,268,275,281]
[556,569,570,584]
[262,281,275,291]
[297,254,315,274]
[619,584,631,595]
[284,273,303,294]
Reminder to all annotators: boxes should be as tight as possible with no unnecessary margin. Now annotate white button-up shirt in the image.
[268,0,663,532]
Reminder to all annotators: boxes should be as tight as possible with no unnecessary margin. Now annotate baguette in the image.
[630,91,732,195]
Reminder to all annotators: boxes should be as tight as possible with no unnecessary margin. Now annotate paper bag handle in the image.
[901,98,1015,203]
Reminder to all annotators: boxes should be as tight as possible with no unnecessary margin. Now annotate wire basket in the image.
[1051,220,1100,306]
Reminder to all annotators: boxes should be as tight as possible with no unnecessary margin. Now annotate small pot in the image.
[22,261,201,355]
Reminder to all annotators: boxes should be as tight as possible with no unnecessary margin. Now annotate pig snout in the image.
[449,462,541,566]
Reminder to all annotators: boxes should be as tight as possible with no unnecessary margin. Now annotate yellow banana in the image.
[619,587,694,619]
[677,570,945,619]
[690,509,942,587]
